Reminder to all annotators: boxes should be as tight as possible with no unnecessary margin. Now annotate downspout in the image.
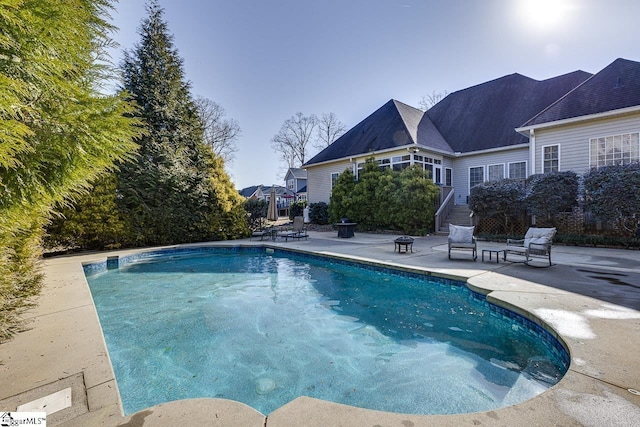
[529,128,536,225]
[529,129,535,176]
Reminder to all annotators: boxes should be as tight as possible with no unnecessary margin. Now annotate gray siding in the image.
[451,147,529,205]
[533,113,640,174]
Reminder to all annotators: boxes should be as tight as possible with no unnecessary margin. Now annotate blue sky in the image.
[107,0,640,190]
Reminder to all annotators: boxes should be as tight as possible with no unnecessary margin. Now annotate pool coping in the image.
[1,234,639,426]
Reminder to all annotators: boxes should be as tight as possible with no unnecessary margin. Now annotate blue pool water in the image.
[85,248,568,416]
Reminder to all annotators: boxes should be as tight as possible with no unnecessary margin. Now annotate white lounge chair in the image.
[448,225,477,261]
[505,227,556,267]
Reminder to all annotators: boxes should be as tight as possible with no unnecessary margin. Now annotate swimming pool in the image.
[84,247,568,416]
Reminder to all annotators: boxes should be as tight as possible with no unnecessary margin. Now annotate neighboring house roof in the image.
[522,58,640,127]
[238,185,261,198]
[305,100,424,166]
[425,70,592,153]
[286,168,307,179]
[297,185,307,193]
[269,185,295,198]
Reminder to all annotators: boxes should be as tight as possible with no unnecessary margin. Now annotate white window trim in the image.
[507,160,528,179]
[445,167,453,186]
[541,144,560,173]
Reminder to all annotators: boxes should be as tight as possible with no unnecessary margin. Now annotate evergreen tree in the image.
[0,0,140,341]
[45,173,130,250]
[118,1,247,245]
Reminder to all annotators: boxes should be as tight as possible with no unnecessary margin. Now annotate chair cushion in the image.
[448,225,475,243]
[524,228,556,248]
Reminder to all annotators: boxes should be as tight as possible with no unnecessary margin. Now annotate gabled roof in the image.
[286,168,307,179]
[238,185,261,198]
[522,58,640,127]
[305,100,424,166]
[426,70,592,153]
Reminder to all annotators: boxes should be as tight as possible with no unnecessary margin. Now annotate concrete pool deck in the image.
[1,232,639,426]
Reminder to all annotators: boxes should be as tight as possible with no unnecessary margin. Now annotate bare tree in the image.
[314,112,346,150]
[418,90,449,111]
[194,96,241,164]
[271,112,318,169]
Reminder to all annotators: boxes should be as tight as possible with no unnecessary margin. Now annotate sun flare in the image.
[518,0,573,31]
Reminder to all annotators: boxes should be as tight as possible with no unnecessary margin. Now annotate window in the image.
[469,166,484,189]
[331,172,339,188]
[445,168,452,186]
[508,161,527,179]
[543,145,559,173]
[487,164,505,181]
[413,154,442,183]
[590,132,640,168]
[391,155,411,171]
[287,179,294,190]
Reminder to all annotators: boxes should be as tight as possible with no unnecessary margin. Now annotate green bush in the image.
[328,168,356,224]
[469,179,526,234]
[525,172,578,225]
[309,202,329,225]
[244,198,268,231]
[583,163,640,236]
[289,200,306,220]
[328,158,440,234]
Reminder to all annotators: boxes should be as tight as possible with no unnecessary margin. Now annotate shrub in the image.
[328,168,356,224]
[327,158,440,233]
[309,202,329,225]
[524,172,578,225]
[289,200,306,220]
[583,163,640,236]
[469,179,526,234]
[244,198,268,231]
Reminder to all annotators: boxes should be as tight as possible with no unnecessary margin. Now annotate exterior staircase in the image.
[436,205,473,235]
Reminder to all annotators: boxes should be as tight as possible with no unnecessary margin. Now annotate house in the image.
[304,58,640,225]
[238,184,295,217]
[284,168,308,202]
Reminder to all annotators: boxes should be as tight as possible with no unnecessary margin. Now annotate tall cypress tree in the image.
[0,0,140,341]
[118,1,247,245]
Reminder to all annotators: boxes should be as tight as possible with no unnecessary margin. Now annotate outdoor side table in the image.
[394,236,414,253]
[336,222,357,238]
[482,249,505,263]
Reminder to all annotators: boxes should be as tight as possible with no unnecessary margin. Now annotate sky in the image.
[106,0,640,190]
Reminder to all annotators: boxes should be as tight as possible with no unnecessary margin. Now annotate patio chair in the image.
[448,225,477,261]
[505,227,556,267]
[283,216,308,241]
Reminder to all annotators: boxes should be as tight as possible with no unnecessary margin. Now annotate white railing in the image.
[435,188,455,233]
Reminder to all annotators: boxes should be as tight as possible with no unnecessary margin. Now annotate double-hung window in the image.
[590,132,640,168]
[487,164,505,181]
[543,145,559,173]
[508,161,527,179]
[331,172,339,188]
[469,166,484,189]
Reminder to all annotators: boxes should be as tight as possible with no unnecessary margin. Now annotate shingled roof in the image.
[425,70,592,153]
[521,58,640,128]
[305,100,425,166]
[304,64,603,166]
